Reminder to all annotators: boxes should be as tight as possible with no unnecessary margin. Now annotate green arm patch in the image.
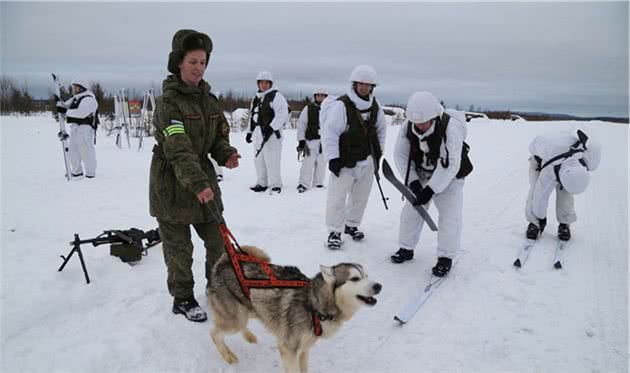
[163,121,185,137]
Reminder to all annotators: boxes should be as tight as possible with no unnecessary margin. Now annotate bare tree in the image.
[0,76,36,115]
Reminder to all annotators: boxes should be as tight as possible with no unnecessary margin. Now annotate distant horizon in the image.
[2,2,627,118]
[4,73,629,119]
[16,85,629,121]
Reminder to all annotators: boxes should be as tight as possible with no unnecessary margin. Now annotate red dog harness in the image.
[218,223,324,336]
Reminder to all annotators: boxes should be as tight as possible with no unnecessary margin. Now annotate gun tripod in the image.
[58,229,160,285]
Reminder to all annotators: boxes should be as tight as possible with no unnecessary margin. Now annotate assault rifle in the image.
[369,139,389,210]
[297,142,310,162]
[349,100,389,210]
[58,228,161,284]
[255,129,281,157]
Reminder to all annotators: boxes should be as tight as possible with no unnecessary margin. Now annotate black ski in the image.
[382,159,437,231]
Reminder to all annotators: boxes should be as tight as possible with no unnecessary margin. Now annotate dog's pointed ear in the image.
[320,265,335,284]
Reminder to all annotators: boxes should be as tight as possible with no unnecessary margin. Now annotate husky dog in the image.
[208,245,382,373]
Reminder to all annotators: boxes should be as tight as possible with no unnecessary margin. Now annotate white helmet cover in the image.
[256,71,273,82]
[406,91,444,124]
[349,65,377,85]
[71,78,89,90]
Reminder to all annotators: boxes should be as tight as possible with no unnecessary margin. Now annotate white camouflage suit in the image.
[395,108,468,259]
[322,89,386,233]
[297,104,326,188]
[525,131,601,225]
[64,90,98,177]
[247,88,289,189]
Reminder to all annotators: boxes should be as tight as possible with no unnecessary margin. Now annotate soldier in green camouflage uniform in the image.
[150,29,241,322]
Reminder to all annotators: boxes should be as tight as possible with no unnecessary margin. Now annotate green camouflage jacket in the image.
[149,75,236,224]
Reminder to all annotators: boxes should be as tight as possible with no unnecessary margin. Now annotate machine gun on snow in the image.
[58,228,161,285]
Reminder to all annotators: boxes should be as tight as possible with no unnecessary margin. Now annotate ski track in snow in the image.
[1,114,627,373]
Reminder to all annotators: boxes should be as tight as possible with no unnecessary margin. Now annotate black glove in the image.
[57,131,68,140]
[409,180,422,196]
[414,185,434,205]
[53,94,61,102]
[261,126,273,140]
[245,132,252,144]
[538,217,547,233]
[56,104,67,114]
[409,180,435,206]
[296,140,306,152]
[329,158,342,177]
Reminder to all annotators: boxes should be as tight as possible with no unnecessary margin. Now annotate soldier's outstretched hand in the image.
[197,187,215,203]
[225,152,241,169]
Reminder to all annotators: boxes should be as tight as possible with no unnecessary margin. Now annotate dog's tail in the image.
[240,245,271,262]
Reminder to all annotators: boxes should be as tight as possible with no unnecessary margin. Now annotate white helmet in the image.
[558,157,590,194]
[405,91,444,124]
[582,141,602,171]
[349,65,377,85]
[313,88,328,95]
[71,77,89,90]
[256,71,273,82]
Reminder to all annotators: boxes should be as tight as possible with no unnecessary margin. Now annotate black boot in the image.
[432,257,452,277]
[344,225,365,241]
[327,232,342,250]
[270,187,282,194]
[297,184,307,193]
[391,248,414,264]
[526,223,540,240]
[250,184,268,192]
[172,297,207,322]
[558,224,571,241]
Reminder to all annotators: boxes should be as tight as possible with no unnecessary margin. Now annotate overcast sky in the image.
[1,2,628,117]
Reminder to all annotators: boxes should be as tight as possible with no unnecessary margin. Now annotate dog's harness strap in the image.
[218,222,319,336]
[313,312,323,336]
[219,224,252,298]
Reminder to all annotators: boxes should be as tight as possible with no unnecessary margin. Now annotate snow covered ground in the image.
[1,114,628,373]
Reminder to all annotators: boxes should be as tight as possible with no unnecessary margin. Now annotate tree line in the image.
[1,75,626,123]
[0,76,38,115]
[0,76,312,115]
[0,75,117,115]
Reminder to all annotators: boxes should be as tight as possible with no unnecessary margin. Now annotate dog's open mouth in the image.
[357,295,377,306]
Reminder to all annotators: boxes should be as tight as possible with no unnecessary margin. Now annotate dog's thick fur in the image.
[208,245,382,373]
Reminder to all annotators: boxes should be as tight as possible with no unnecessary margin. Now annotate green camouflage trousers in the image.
[157,219,225,300]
